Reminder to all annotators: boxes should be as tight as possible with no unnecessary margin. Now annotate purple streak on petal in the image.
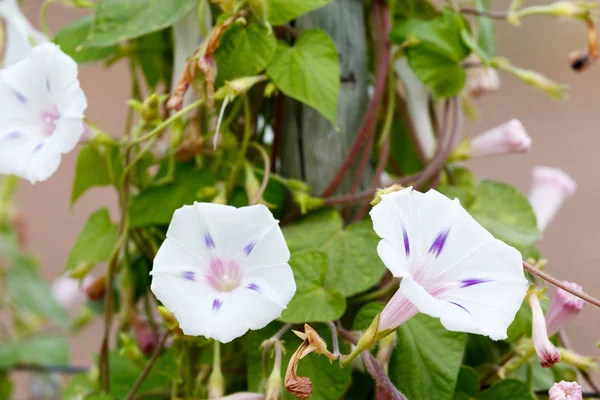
[204,233,215,249]
[247,283,260,292]
[182,271,195,281]
[13,90,27,104]
[243,241,256,256]
[402,227,410,258]
[448,301,471,315]
[428,228,450,258]
[46,76,51,92]
[3,131,22,140]
[212,298,222,312]
[33,143,44,153]
[460,279,491,288]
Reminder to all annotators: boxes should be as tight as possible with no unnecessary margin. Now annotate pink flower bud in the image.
[51,275,94,311]
[545,281,585,335]
[528,166,576,232]
[466,65,500,98]
[470,119,531,158]
[529,292,561,368]
[549,380,582,400]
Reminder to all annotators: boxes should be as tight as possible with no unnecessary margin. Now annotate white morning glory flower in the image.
[150,203,296,343]
[0,42,87,183]
[370,187,528,340]
[0,0,47,66]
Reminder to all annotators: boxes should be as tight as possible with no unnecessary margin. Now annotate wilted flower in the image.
[549,380,582,400]
[371,187,527,338]
[546,281,585,335]
[528,166,576,232]
[0,43,87,183]
[150,203,296,343]
[469,119,531,158]
[529,291,561,368]
[0,0,47,66]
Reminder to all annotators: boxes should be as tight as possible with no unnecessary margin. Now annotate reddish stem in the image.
[320,0,391,198]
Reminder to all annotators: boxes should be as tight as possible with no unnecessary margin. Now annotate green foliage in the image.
[267,30,340,126]
[267,0,333,25]
[477,379,534,400]
[454,367,479,398]
[392,12,471,97]
[71,144,115,205]
[475,0,496,57]
[0,337,70,368]
[65,208,118,272]
[54,16,118,63]
[6,252,70,329]
[215,22,276,87]
[395,0,439,19]
[280,251,346,323]
[283,209,386,297]
[353,302,385,331]
[129,164,215,227]
[86,0,198,47]
[390,314,466,400]
[0,373,11,400]
[107,352,173,399]
[468,180,541,253]
[247,324,352,400]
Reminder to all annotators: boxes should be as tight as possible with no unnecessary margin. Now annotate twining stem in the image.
[459,7,509,19]
[522,261,600,308]
[12,364,89,374]
[124,331,170,400]
[249,143,271,206]
[129,99,204,146]
[226,95,252,197]
[327,322,341,359]
[337,325,407,400]
[40,0,59,38]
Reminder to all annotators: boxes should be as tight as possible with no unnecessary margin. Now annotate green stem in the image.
[377,69,397,148]
[40,0,59,38]
[130,100,204,146]
[124,331,170,400]
[208,341,224,398]
[348,279,400,305]
[249,143,271,205]
[226,95,252,197]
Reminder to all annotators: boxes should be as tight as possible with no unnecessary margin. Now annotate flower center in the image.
[205,258,243,292]
[39,103,60,136]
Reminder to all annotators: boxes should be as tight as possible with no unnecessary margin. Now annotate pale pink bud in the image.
[549,380,582,400]
[470,119,531,158]
[529,292,561,368]
[466,65,500,98]
[51,275,94,311]
[528,166,576,232]
[546,281,585,335]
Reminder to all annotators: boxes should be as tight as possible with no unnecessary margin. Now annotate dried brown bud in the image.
[293,324,337,362]
[84,275,106,301]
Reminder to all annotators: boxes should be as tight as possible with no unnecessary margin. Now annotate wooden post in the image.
[278,0,371,199]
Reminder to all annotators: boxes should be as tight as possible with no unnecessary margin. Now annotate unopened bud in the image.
[529,291,561,368]
[559,348,596,371]
[528,166,576,232]
[141,94,161,122]
[293,191,324,215]
[537,1,595,19]
[84,275,106,301]
[546,281,585,334]
[468,119,532,158]
[215,75,267,100]
[549,380,583,400]
[497,61,565,100]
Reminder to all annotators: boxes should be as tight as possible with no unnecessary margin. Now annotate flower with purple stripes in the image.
[368,186,528,341]
[0,43,87,183]
[150,203,296,343]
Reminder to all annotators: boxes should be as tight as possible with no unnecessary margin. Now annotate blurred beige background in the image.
[9,0,600,388]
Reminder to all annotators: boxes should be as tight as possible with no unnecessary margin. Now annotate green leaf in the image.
[129,164,215,227]
[134,30,173,89]
[267,30,340,126]
[0,337,70,369]
[438,166,476,207]
[86,0,198,47]
[405,46,466,97]
[71,144,113,205]
[283,209,386,297]
[395,0,439,19]
[390,314,466,400]
[454,366,479,397]
[7,258,70,329]
[353,302,385,331]
[267,0,333,25]
[247,323,351,400]
[506,300,531,343]
[477,379,534,400]
[476,0,496,57]
[107,352,171,399]
[54,15,117,63]
[392,13,471,97]
[279,251,346,323]
[65,208,118,272]
[388,118,423,175]
[214,22,276,87]
[468,180,541,253]
[63,374,96,400]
